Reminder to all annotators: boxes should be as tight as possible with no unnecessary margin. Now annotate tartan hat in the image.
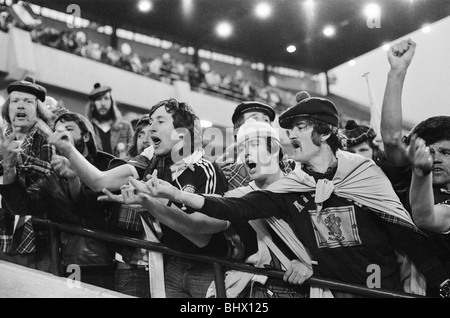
[232,101,276,125]
[7,75,47,102]
[89,82,112,100]
[342,120,377,147]
[278,91,339,129]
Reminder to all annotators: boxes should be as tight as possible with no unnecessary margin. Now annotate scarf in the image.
[267,150,423,235]
[265,150,426,296]
[144,154,173,182]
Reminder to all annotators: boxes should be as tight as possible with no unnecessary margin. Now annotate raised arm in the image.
[125,177,229,235]
[142,170,283,223]
[49,129,135,192]
[99,184,228,247]
[408,135,450,233]
[381,39,416,165]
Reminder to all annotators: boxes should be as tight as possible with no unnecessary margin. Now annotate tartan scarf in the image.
[144,154,174,182]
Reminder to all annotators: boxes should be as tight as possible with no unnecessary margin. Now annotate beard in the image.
[95,112,112,122]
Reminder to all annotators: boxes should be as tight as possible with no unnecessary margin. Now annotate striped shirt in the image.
[129,155,228,257]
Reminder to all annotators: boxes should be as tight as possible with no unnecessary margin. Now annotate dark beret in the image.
[231,101,276,125]
[7,75,47,102]
[89,83,112,100]
[278,91,339,129]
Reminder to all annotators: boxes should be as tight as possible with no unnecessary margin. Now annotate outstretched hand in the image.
[97,183,146,205]
[140,170,181,201]
[387,38,416,72]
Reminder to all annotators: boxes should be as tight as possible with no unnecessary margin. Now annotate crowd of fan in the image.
[0,2,298,114]
[3,2,450,301]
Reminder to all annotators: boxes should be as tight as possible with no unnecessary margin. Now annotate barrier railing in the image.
[31,217,426,298]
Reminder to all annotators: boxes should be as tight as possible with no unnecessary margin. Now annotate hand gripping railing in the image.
[31,217,427,298]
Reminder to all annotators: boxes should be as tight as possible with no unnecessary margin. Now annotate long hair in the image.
[127,114,150,158]
[1,95,52,127]
[54,112,98,157]
[85,92,123,123]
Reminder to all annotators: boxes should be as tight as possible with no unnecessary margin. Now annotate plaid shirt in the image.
[0,124,55,254]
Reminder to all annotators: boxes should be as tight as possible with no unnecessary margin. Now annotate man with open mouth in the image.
[216,100,294,190]
[0,75,55,273]
[145,90,450,298]
[50,98,228,298]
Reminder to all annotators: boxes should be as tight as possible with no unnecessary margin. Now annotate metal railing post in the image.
[48,223,61,277]
[213,262,226,298]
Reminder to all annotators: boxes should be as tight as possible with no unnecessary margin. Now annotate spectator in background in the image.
[342,119,384,161]
[85,83,134,159]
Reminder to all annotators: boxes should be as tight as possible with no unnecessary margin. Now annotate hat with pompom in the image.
[89,82,112,100]
[342,120,377,147]
[7,75,47,102]
[278,91,339,129]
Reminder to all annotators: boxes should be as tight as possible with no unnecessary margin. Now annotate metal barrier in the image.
[31,217,426,298]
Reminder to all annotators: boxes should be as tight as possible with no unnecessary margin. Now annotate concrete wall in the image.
[0,261,133,298]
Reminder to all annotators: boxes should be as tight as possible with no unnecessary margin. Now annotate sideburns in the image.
[311,131,322,147]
